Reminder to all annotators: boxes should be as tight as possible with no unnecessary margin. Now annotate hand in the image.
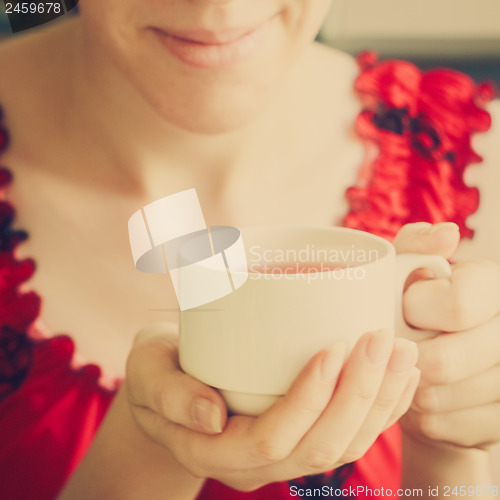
[394,222,500,450]
[125,324,419,492]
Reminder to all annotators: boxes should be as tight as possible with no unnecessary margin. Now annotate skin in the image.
[0,0,498,497]
[77,0,333,133]
[3,12,361,374]
[394,224,500,493]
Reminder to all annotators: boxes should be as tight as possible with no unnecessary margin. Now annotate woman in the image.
[0,0,499,498]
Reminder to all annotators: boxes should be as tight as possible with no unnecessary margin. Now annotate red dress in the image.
[0,54,493,500]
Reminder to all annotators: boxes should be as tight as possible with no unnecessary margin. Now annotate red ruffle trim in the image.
[343,52,494,241]
[0,162,40,399]
[0,106,9,154]
[0,104,118,401]
[0,107,119,499]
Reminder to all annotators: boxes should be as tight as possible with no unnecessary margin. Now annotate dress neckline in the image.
[0,116,120,392]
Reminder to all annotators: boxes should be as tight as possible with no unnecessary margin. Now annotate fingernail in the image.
[413,385,438,412]
[192,398,222,433]
[366,329,393,364]
[428,222,458,234]
[320,341,347,381]
[388,339,418,373]
[417,222,432,234]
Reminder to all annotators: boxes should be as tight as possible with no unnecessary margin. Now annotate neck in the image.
[64,19,303,201]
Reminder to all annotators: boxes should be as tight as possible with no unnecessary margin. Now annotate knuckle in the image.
[146,376,176,421]
[459,434,479,449]
[252,439,289,464]
[373,394,398,412]
[180,435,212,478]
[234,479,267,493]
[184,460,208,480]
[413,387,439,412]
[355,382,377,402]
[416,413,441,440]
[445,283,472,331]
[341,448,367,465]
[187,460,212,480]
[393,223,430,251]
[421,345,455,385]
[299,447,339,473]
[292,404,325,423]
[151,378,168,414]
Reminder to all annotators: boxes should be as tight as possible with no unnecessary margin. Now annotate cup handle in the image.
[395,253,452,341]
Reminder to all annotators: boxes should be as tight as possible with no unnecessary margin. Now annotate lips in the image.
[162,25,260,45]
[152,18,273,69]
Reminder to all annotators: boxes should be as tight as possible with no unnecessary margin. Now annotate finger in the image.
[403,268,436,292]
[384,367,421,429]
[247,341,347,462]
[416,316,500,385]
[288,329,394,475]
[402,403,500,449]
[393,222,460,259]
[126,325,227,434]
[225,343,416,489]
[346,339,418,452]
[152,340,346,477]
[412,364,500,413]
[404,260,500,332]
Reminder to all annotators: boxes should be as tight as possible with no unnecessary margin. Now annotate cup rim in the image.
[236,225,395,276]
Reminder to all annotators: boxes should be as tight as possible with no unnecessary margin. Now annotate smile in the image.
[152,17,274,69]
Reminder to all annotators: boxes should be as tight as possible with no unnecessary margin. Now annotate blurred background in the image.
[319,0,500,86]
[0,4,10,36]
[1,0,500,87]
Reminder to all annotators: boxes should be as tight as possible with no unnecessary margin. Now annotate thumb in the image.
[126,324,227,435]
[393,222,460,260]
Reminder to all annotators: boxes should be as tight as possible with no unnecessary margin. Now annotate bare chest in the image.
[8,143,361,375]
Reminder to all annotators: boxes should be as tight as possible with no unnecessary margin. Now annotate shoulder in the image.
[0,20,79,176]
[0,20,77,133]
[0,17,77,72]
[307,42,359,79]
[303,43,360,103]
[294,43,362,134]
[0,26,54,99]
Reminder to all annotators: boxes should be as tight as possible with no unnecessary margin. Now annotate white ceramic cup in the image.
[179,226,451,416]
